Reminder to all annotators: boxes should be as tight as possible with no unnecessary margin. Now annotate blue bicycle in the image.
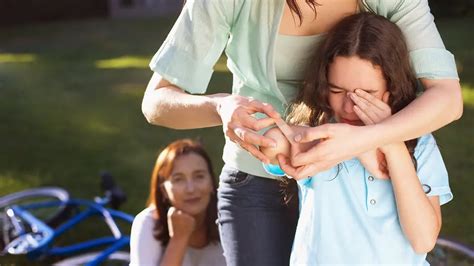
[0,173,134,265]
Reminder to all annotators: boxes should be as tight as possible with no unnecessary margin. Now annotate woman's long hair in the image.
[146,139,219,246]
[287,12,419,160]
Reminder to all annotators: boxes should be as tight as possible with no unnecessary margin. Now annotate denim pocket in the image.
[219,165,254,187]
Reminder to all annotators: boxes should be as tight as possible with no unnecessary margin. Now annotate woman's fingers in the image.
[239,114,275,131]
[232,126,276,147]
[293,124,331,143]
[247,99,281,119]
[277,154,299,179]
[229,126,273,163]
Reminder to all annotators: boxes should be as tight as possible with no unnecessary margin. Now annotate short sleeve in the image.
[149,0,235,93]
[130,208,163,265]
[365,0,459,80]
[414,134,453,205]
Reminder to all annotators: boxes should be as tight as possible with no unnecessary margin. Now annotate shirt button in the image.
[370,199,376,205]
[368,176,374,181]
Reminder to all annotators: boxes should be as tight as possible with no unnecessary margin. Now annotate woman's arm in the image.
[381,142,441,253]
[142,73,280,163]
[142,72,227,129]
[372,79,462,142]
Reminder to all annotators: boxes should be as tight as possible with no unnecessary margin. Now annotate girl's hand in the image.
[217,95,280,164]
[352,90,391,179]
[167,207,196,241]
[350,90,391,125]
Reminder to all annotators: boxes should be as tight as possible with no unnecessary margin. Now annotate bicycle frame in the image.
[7,197,134,266]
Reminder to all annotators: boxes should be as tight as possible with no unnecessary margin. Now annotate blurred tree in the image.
[429,0,473,18]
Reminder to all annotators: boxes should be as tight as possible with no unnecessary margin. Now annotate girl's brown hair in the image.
[147,139,219,246]
[288,12,418,158]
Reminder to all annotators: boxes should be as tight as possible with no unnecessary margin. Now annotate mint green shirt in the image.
[149,0,459,179]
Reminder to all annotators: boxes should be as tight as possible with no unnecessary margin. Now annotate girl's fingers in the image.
[354,89,389,111]
[350,92,391,123]
[350,93,383,122]
[353,105,374,125]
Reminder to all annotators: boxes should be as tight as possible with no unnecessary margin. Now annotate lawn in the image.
[0,14,473,263]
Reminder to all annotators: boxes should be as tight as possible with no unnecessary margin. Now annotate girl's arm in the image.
[381,143,442,253]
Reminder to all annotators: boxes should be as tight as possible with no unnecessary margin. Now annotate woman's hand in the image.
[167,207,196,241]
[217,95,281,163]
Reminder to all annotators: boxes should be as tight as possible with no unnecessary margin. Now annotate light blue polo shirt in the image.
[290,134,452,265]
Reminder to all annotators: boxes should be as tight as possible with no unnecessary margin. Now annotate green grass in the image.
[0,15,473,263]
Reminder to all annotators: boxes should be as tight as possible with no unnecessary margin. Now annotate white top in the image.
[130,207,226,266]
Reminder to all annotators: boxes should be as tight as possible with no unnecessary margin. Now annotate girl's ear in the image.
[382,91,390,104]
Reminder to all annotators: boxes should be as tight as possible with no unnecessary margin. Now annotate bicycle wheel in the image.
[427,237,474,266]
[0,187,69,250]
[53,251,130,266]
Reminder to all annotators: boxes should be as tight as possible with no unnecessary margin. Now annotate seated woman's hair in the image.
[147,139,219,245]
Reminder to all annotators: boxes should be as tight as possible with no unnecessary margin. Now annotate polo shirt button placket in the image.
[368,176,375,181]
[370,199,377,205]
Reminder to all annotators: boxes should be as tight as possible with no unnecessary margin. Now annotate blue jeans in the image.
[217,165,299,266]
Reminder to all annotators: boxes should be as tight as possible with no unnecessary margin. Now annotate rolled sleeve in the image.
[414,134,453,205]
[370,0,459,80]
[410,48,459,80]
[149,0,233,94]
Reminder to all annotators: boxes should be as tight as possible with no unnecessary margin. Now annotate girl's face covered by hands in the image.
[162,153,214,217]
[327,56,388,125]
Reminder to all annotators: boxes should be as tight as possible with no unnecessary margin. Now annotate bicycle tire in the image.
[53,251,130,265]
[0,187,70,208]
[0,187,70,250]
[428,237,474,266]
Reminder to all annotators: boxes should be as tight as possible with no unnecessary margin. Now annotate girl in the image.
[265,12,452,264]
[141,0,461,264]
[130,139,225,266]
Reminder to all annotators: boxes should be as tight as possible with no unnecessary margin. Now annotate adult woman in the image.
[141,0,462,265]
[130,139,225,266]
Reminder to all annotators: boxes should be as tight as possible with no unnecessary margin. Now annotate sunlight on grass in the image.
[115,83,145,98]
[462,84,474,106]
[0,53,36,63]
[0,172,43,195]
[84,119,119,135]
[95,56,149,69]
[214,55,229,73]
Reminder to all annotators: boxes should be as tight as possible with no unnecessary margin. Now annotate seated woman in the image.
[130,139,225,266]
